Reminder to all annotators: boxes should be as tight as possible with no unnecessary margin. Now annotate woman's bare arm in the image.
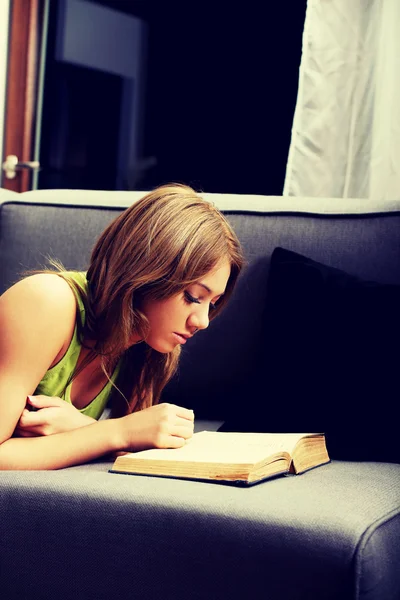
[0,275,120,468]
[0,402,194,470]
[0,419,122,469]
[0,275,77,443]
[0,275,194,470]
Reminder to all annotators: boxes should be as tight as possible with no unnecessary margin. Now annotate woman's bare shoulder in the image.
[0,274,81,404]
[0,273,78,336]
[2,273,76,306]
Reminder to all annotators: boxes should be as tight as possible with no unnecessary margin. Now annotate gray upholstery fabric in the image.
[1,194,399,600]
[0,203,120,293]
[2,200,399,419]
[0,461,399,600]
[2,201,400,296]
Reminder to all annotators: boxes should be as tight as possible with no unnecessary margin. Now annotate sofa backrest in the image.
[1,191,400,421]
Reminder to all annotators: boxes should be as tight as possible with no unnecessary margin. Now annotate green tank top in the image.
[35,271,121,420]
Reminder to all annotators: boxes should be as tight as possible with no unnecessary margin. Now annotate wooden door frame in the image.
[2,0,45,192]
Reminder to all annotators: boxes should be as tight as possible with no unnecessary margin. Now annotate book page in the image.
[122,432,317,465]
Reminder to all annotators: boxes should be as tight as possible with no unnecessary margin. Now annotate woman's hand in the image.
[118,403,195,452]
[14,395,96,437]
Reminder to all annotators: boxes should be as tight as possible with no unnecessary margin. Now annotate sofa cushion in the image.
[2,198,400,422]
[0,459,399,600]
[220,247,400,463]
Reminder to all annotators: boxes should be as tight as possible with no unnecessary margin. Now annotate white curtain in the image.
[283,0,400,200]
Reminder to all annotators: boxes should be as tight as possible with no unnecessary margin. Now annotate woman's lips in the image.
[173,332,188,344]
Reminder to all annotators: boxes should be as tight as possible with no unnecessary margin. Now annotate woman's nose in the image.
[189,306,210,331]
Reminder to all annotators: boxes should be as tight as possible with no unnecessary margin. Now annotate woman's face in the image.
[138,259,231,353]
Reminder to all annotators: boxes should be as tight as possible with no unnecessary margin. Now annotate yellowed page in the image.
[120,431,317,465]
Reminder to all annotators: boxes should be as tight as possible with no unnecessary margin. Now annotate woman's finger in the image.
[19,408,49,428]
[173,405,195,422]
[161,403,194,422]
[19,410,40,427]
[175,414,195,427]
[27,395,64,410]
[161,434,187,449]
[168,424,194,440]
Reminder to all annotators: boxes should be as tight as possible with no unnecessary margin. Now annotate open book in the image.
[109,431,330,486]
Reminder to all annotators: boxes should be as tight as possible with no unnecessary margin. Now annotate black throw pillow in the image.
[219,247,400,463]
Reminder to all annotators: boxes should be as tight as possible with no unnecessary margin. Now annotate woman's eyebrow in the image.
[195,282,224,297]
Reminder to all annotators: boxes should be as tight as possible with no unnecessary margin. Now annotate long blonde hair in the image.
[63,184,244,416]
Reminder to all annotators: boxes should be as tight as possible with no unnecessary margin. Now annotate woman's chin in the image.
[150,345,174,354]
[145,338,177,354]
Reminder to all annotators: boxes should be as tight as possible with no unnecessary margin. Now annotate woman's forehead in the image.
[193,259,231,296]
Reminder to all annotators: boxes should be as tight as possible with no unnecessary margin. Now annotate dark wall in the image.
[40,2,307,194]
[141,4,307,194]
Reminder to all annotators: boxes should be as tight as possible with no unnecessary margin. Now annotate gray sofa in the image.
[0,189,399,600]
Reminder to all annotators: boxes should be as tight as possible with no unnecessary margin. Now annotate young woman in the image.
[0,184,244,470]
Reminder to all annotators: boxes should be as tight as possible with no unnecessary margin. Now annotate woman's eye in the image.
[184,291,200,304]
[184,292,217,312]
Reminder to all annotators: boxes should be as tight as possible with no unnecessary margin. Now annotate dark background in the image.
[41,1,307,194]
